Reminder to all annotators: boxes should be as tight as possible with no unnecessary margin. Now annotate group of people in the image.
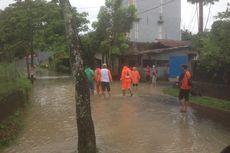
[120,65,141,96]
[84,64,112,97]
[84,64,141,97]
[85,63,192,113]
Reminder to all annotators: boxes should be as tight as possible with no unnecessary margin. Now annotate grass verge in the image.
[0,63,31,148]
[163,87,230,111]
[0,110,25,147]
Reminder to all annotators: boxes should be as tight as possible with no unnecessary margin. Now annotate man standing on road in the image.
[179,64,192,112]
[100,64,112,98]
[84,65,94,95]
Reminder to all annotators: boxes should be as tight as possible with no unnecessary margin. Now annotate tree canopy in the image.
[0,0,89,61]
[199,5,230,70]
[92,0,138,65]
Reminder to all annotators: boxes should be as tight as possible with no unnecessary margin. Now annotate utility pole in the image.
[198,0,203,33]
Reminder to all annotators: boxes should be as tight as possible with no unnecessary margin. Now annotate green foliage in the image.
[0,110,25,147]
[92,0,138,62]
[181,29,193,41]
[198,6,230,71]
[48,51,71,73]
[163,87,230,111]
[0,63,31,99]
[0,0,89,61]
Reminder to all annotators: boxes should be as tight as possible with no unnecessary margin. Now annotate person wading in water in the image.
[179,64,192,112]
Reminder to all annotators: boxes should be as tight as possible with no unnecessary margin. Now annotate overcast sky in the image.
[0,0,229,33]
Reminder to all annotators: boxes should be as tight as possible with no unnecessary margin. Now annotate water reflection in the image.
[1,79,230,153]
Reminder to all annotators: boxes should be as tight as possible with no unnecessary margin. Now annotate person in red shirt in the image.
[179,64,191,112]
[145,65,151,82]
[120,65,133,96]
[131,67,141,94]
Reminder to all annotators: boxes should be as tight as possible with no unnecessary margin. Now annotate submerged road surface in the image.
[1,77,230,153]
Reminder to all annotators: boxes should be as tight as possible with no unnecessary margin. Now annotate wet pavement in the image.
[1,77,230,153]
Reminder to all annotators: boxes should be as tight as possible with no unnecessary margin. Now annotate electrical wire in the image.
[137,0,177,15]
[191,3,198,33]
[188,5,197,31]
[204,3,212,30]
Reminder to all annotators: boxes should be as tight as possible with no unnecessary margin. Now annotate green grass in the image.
[163,87,230,111]
[0,110,25,147]
[0,63,31,100]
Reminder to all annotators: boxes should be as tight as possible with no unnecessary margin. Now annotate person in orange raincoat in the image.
[94,67,101,95]
[120,65,133,96]
[131,67,141,94]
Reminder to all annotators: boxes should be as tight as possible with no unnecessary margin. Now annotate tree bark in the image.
[59,0,96,153]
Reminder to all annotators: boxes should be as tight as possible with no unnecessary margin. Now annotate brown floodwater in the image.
[1,77,230,153]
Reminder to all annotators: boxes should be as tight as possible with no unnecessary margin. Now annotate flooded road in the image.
[1,77,230,153]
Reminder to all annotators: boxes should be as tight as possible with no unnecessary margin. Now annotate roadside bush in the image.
[0,63,31,100]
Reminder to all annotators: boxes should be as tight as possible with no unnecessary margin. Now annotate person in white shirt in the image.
[100,64,112,97]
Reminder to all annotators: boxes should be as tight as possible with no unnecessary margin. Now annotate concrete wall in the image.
[123,0,181,42]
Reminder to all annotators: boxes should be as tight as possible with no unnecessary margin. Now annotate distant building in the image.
[121,39,197,80]
[123,0,181,42]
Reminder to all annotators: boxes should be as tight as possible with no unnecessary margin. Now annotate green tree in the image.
[0,0,89,64]
[59,0,96,152]
[181,29,193,41]
[200,10,230,70]
[93,0,138,66]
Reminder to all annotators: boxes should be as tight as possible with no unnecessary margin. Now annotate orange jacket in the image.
[94,68,101,82]
[131,70,140,84]
[120,66,131,90]
[180,70,191,90]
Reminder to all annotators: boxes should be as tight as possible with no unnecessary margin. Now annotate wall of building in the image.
[123,0,181,42]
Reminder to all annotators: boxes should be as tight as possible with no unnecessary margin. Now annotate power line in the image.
[191,3,198,33]
[204,3,212,30]
[188,5,197,31]
[137,0,177,15]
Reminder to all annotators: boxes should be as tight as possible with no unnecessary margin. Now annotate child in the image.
[131,67,141,94]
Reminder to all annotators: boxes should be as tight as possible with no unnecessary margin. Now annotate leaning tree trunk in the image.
[59,0,96,153]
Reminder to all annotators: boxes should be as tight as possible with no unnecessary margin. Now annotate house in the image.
[121,39,197,80]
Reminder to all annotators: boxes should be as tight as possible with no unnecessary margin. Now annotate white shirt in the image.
[100,68,110,82]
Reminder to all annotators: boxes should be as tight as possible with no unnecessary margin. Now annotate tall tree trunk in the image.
[26,52,30,79]
[198,1,203,33]
[59,0,96,153]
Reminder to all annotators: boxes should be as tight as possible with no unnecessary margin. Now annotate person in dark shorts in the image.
[179,64,191,112]
[100,64,112,98]
[131,67,141,94]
